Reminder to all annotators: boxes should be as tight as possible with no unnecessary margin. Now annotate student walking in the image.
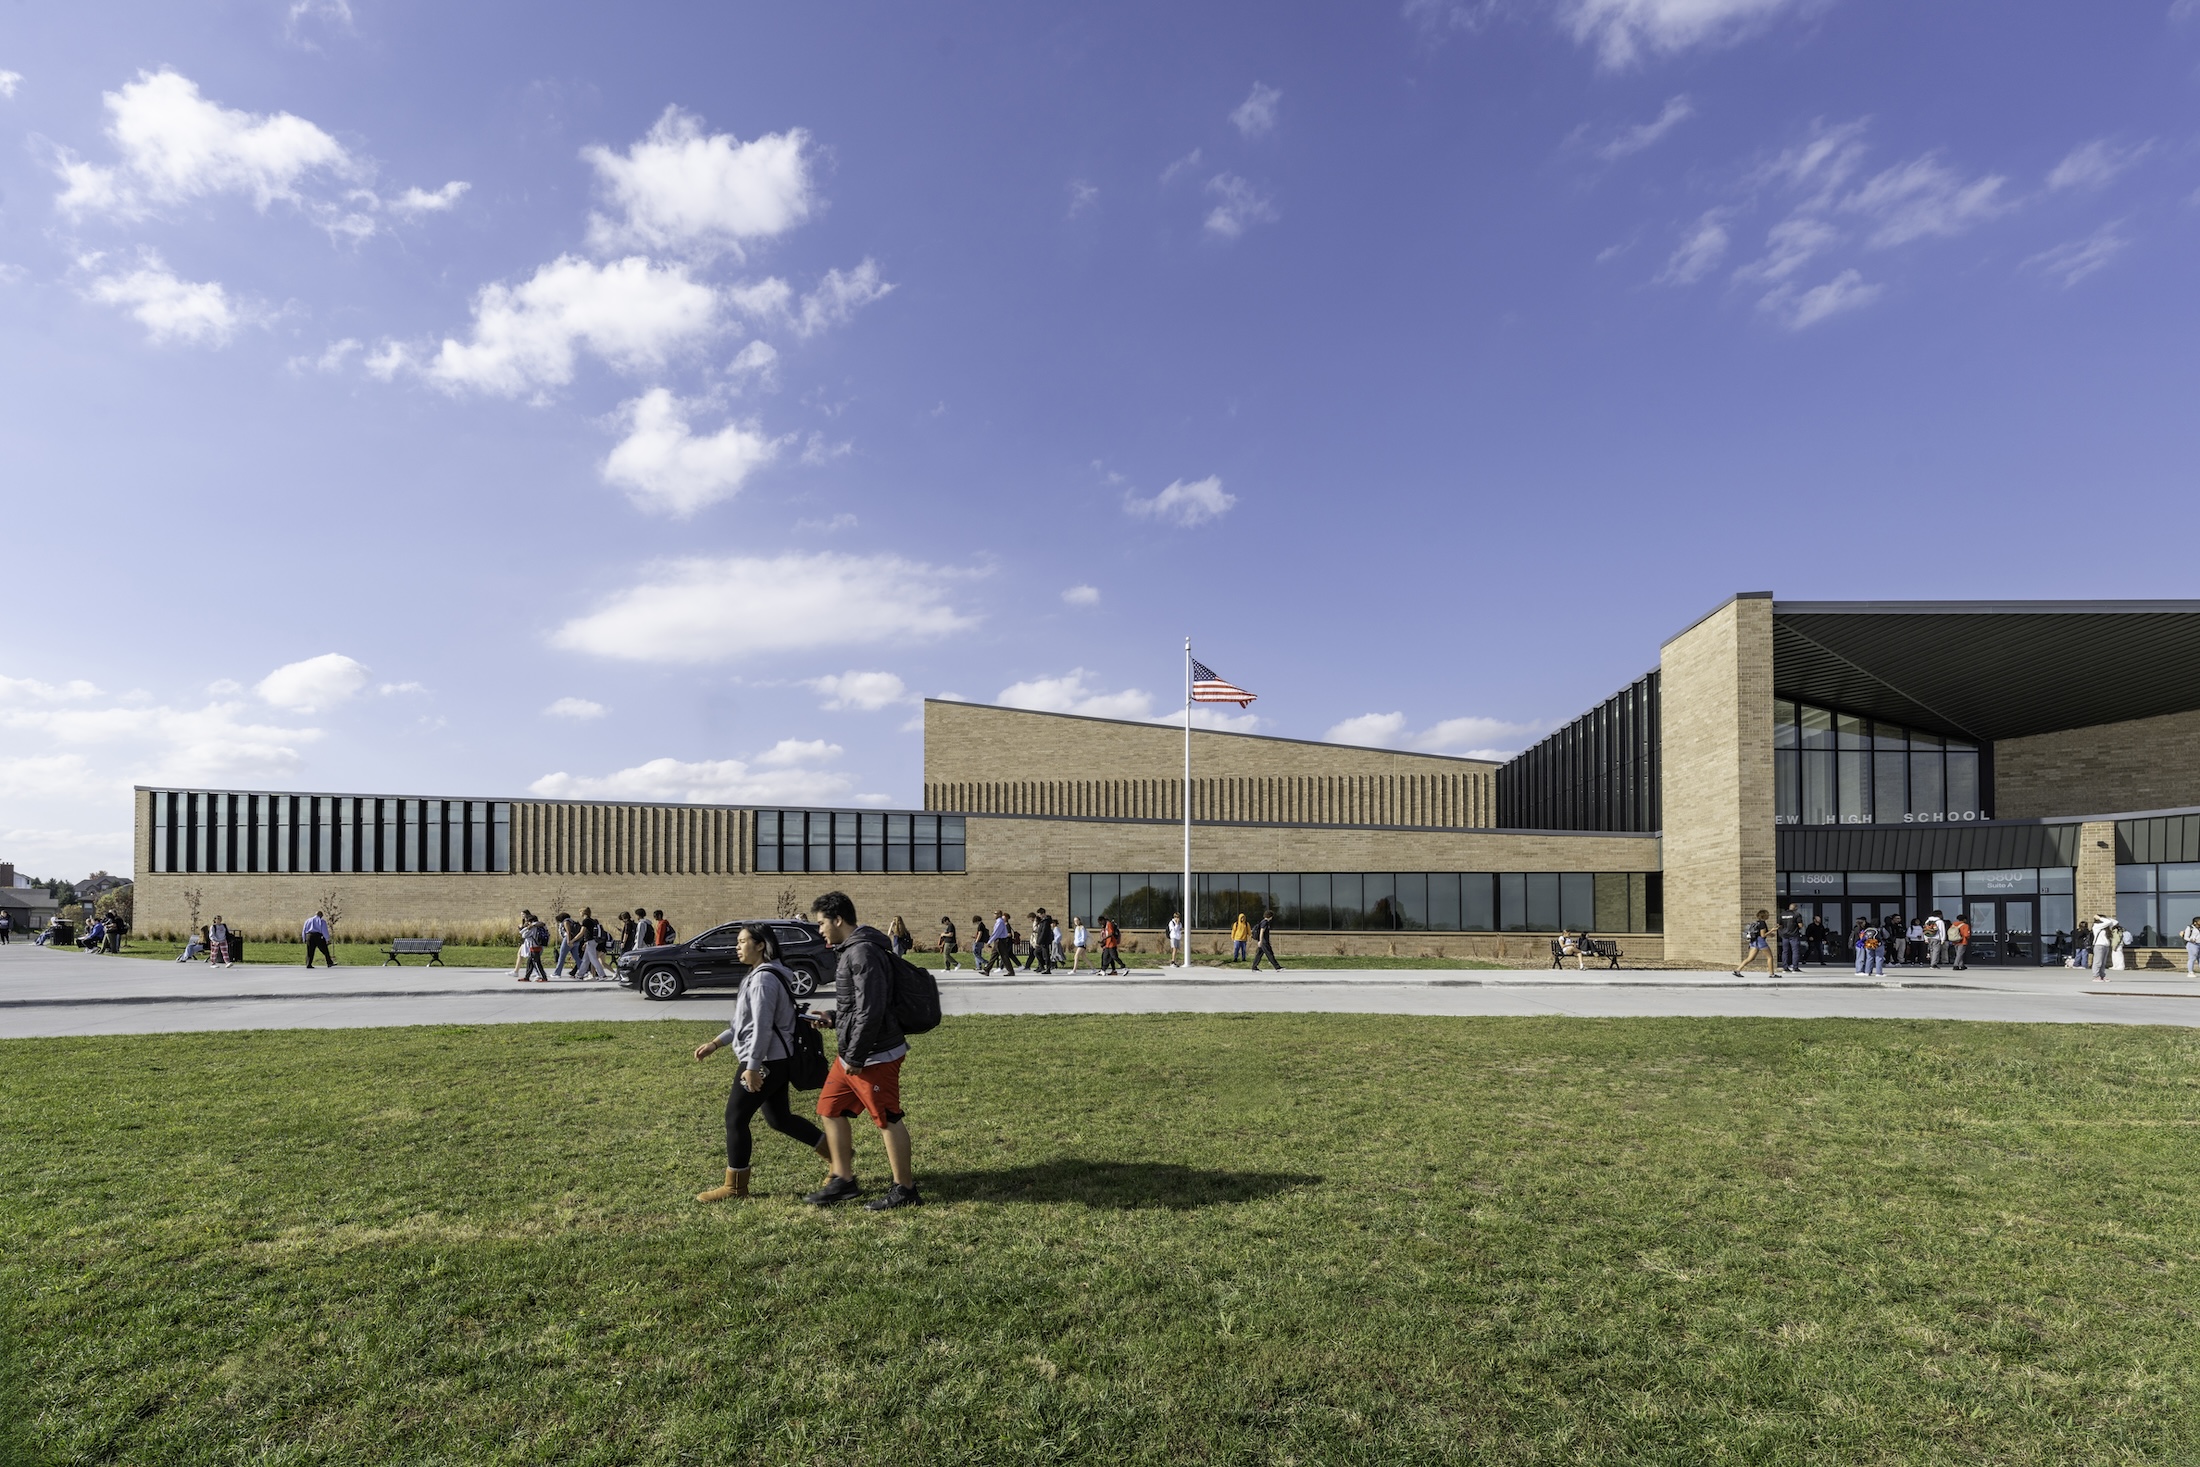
[1230,913,1251,963]
[302,910,334,968]
[1028,911,1055,975]
[804,891,922,1210]
[938,916,960,971]
[1251,909,1283,971]
[1923,912,1946,968]
[1069,916,1088,972]
[1166,912,1184,966]
[1777,904,1803,973]
[888,916,913,957]
[0,910,11,944]
[987,911,1013,975]
[520,914,550,982]
[1734,909,1775,977]
[2091,914,2117,980]
[1948,913,1970,971]
[691,923,831,1202]
[1100,917,1124,974]
[2181,914,2200,977]
[574,907,610,981]
[209,916,234,969]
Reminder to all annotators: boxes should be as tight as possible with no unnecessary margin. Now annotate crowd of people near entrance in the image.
[512,906,675,982]
[1737,903,2200,977]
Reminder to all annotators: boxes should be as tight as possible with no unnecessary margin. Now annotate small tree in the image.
[96,885,134,928]
[181,886,204,936]
[774,887,801,919]
[318,887,346,938]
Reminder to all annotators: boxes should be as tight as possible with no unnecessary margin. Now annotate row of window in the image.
[1773,699,1987,826]
[1068,872,1663,933]
[1780,868,2077,899]
[754,810,967,874]
[147,791,513,874]
[2117,863,2200,948]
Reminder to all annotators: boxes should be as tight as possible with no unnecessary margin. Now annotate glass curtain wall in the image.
[145,791,511,873]
[2117,864,2200,948]
[1069,872,1662,932]
[1774,698,1986,826]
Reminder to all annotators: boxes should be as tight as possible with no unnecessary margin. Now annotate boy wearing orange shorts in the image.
[803,890,922,1210]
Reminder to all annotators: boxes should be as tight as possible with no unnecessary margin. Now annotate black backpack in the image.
[767,967,831,1090]
[887,948,942,1035]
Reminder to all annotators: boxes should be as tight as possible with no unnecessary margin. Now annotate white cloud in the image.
[544,697,608,720]
[1842,155,2007,247]
[388,180,469,215]
[1323,711,1542,760]
[757,737,840,767]
[1230,83,1282,139]
[583,106,813,259]
[1597,94,1693,160]
[1560,0,1812,69]
[1125,474,1236,527]
[416,254,721,396]
[85,252,242,346]
[2047,139,2149,192]
[1061,585,1101,607]
[286,0,354,41]
[727,338,779,386]
[551,553,977,663]
[254,653,369,712]
[1658,209,1731,285]
[205,679,244,696]
[2023,223,2129,287]
[997,669,1159,721]
[799,432,853,466]
[1160,148,1204,185]
[1204,174,1278,238]
[529,751,874,807]
[805,670,910,711]
[1733,214,1838,284]
[1759,268,1882,329]
[55,69,356,220]
[0,72,21,100]
[291,337,361,373]
[1067,179,1100,217]
[796,260,894,336]
[600,388,783,516]
[377,681,426,696]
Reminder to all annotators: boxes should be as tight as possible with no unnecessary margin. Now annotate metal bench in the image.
[381,937,446,967]
[1549,937,1624,971]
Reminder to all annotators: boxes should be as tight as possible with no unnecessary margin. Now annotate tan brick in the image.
[1658,595,1777,969]
[1995,709,2200,819]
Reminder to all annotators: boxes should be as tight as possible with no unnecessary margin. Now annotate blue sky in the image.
[5,0,2199,876]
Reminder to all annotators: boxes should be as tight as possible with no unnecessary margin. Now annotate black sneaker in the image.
[804,1175,864,1207]
[864,1183,923,1211]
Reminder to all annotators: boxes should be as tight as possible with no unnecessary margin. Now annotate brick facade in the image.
[1994,707,2200,820]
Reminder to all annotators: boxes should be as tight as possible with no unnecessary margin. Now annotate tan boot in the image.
[696,1167,750,1202]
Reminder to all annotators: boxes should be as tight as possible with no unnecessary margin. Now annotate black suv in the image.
[618,920,835,1001]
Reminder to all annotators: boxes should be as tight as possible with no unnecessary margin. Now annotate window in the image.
[1772,699,1990,826]
[1076,872,1659,932]
[145,790,513,873]
[754,808,966,874]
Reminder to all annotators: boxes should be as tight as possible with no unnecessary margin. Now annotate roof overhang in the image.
[1773,600,2200,742]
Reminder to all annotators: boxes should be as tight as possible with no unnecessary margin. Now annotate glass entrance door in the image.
[1962,899,2036,965]
[2002,899,2035,966]
[1965,900,2001,964]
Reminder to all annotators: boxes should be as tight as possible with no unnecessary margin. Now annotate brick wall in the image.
[923,701,1499,827]
[1658,595,1778,969]
[1995,707,2200,819]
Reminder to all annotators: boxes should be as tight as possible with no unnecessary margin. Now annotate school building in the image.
[131,595,2200,967]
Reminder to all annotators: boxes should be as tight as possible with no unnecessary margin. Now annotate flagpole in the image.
[1183,636,1193,973]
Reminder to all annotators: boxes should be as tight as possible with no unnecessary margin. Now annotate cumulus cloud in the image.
[2023,223,2129,288]
[600,388,783,516]
[54,69,356,220]
[2047,139,2149,192]
[411,254,720,396]
[1230,82,1282,139]
[727,338,779,387]
[254,653,370,712]
[544,697,607,720]
[1125,474,1235,527]
[1758,268,1882,329]
[728,261,894,338]
[805,670,910,711]
[583,106,813,259]
[996,670,1160,722]
[551,553,977,663]
[1597,94,1693,160]
[84,252,242,345]
[387,180,469,215]
[1061,585,1100,606]
[529,747,876,806]
[1204,174,1278,238]
[1560,0,1812,69]
[1323,710,1542,760]
[0,71,21,100]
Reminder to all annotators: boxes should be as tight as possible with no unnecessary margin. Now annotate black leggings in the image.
[726,1073,825,1169]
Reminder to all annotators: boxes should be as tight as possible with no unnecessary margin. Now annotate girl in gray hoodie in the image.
[692,924,828,1200]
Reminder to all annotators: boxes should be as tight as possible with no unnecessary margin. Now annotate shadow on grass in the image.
[923,1159,1318,1210]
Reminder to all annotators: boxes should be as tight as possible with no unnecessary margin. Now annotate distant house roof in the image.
[0,887,60,917]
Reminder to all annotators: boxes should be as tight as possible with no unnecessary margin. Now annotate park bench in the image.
[381,938,446,967]
[1549,937,1624,971]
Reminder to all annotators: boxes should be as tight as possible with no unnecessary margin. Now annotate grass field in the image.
[5,1014,2198,1464]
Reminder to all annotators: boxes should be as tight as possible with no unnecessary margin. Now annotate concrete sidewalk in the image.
[4,940,2199,1038]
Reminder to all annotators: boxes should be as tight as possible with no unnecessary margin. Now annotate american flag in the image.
[1191,658,1256,707]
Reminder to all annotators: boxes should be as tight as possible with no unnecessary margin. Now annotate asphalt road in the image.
[5,940,2199,1037]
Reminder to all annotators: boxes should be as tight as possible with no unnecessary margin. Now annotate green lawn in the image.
[117,938,522,969]
[5,1015,2198,1464]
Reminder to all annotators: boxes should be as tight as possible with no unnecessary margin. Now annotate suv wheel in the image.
[786,963,820,998]
[641,966,684,1001]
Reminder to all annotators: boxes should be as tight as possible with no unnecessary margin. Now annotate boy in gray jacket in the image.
[803,891,922,1210]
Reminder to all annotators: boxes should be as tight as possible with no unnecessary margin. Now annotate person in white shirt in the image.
[1069,918,1089,973]
[302,911,334,969]
[1922,913,1945,968]
[2182,915,2200,977]
[2115,922,2133,971]
[2092,915,2117,981]
[1166,912,1183,966]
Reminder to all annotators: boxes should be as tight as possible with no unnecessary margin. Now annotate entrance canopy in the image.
[1773,600,2200,743]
